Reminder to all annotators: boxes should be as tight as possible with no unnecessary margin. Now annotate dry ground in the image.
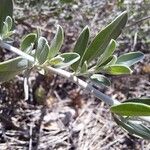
[0,0,150,149]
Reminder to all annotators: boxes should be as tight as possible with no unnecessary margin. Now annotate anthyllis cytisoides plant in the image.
[0,0,150,139]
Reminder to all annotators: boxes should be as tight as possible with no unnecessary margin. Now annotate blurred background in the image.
[0,0,150,149]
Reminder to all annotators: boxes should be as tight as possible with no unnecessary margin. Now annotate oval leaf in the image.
[49,56,64,65]
[91,74,111,86]
[111,102,150,116]
[113,116,150,139]
[128,122,150,139]
[5,16,12,31]
[80,61,88,74]
[71,26,90,71]
[97,39,117,66]
[1,16,13,39]
[104,65,132,75]
[81,11,127,64]
[97,55,117,69]
[116,51,144,66]
[53,52,80,68]
[36,37,49,64]
[2,22,8,35]
[0,0,13,33]
[21,33,37,52]
[123,97,150,105]
[48,25,64,59]
[0,57,31,82]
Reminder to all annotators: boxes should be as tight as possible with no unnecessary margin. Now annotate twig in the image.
[100,135,125,150]
[29,123,33,150]
[0,41,34,62]
[34,106,47,150]
[126,15,150,28]
[1,123,11,149]
[46,66,119,106]
[24,70,31,101]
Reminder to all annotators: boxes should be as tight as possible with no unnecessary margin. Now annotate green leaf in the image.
[80,61,88,74]
[1,16,13,39]
[123,97,150,105]
[128,122,150,139]
[113,116,150,139]
[96,55,117,73]
[3,31,14,39]
[53,52,80,68]
[111,102,150,116]
[81,11,128,64]
[71,26,90,71]
[0,0,13,33]
[5,16,12,31]
[48,25,64,59]
[97,39,117,66]
[2,22,8,35]
[91,74,111,86]
[21,33,37,52]
[0,57,31,82]
[104,65,132,75]
[36,37,49,64]
[97,55,117,68]
[49,56,64,65]
[116,52,144,66]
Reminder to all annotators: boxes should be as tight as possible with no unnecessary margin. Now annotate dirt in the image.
[0,0,150,149]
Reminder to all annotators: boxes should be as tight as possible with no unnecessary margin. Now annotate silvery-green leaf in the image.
[104,65,132,75]
[3,31,14,39]
[81,11,127,64]
[127,121,150,139]
[99,55,117,68]
[116,51,144,66]
[113,116,150,139]
[0,0,13,33]
[49,56,64,65]
[111,102,150,116]
[91,74,111,86]
[5,16,12,31]
[96,55,117,72]
[72,26,90,71]
[80,61,88,74]
[48,25,64,59]
[2,22,8,35]
[36,37,49,64]
[21,33,37,52]
[0,57,31,82]
[1,16,13,39]
[53,52,80,68]
[97,39,117,66]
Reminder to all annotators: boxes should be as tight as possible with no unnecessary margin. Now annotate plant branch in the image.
[0,41,150,123]
[0,41,119,106]
[0,41,34,62]
[46,66,119,106]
